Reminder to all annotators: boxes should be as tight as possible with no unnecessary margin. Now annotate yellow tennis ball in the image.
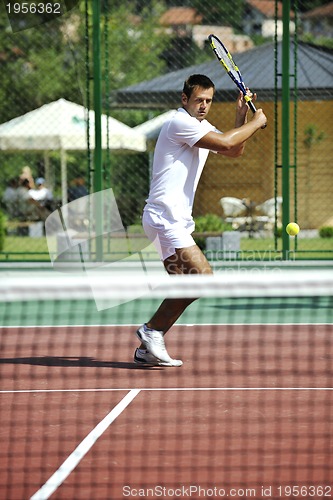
[286,222,300,236]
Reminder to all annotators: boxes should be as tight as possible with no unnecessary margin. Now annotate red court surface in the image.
[1,324,333,499]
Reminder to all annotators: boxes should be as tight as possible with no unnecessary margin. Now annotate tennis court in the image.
[1,269,332,499]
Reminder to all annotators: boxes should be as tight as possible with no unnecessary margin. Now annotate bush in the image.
[274,226,282,238]
[319,226,333,238]
[0,211,5,252]
[194,213,233,250]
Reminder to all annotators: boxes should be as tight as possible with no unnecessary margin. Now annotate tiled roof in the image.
[246,0,294,20]
[302,1,333,19]
[160,7,203,26]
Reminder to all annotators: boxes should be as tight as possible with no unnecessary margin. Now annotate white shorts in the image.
[142,209,196,261]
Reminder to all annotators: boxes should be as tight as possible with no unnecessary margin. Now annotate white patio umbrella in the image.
[134,109,176,148]
[0,99,146,206]
[134,109,176,180]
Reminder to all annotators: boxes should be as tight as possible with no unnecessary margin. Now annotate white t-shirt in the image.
[145,108,216,223]
[30,186,53,205]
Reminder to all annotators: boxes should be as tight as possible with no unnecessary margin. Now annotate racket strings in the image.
[210,37,240,80]
[209,33,259,116]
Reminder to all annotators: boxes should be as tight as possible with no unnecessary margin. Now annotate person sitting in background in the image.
[16,178,46,221]
[67,177,89,231]
[30,177,54,211]
[68,177,88,202]
[19,166,35,189]
[2,178,19,219]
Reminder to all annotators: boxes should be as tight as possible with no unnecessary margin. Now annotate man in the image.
[16,178,45,221]
[134,74,267,367]
[30,177,53,211]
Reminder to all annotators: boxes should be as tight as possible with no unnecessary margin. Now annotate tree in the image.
[0,1,169,221]
[192,0,244,29]
[97,1,168,93]
[0,7,84,122]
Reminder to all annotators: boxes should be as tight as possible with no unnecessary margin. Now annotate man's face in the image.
[182,85,214,121]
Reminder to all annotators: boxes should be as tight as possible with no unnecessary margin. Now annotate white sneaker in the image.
[136,324,183,366]
[134,348,183,367]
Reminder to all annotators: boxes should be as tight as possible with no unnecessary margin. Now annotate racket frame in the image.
[208,34,257,114]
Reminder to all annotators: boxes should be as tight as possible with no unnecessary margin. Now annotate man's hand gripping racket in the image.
[208,34,267,129]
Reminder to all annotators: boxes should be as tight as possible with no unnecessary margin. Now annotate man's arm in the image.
[196,91,266,158]
[195,108,267,157]
[219,97,248,157]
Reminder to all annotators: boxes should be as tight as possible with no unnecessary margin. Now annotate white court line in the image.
[1,387,332,395]
[2,322,331,328]
[29,388,140,500]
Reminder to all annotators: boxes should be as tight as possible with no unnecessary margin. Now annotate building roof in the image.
[159,7,203,26]
[114,42,333,108]
[302,1,333,19]
[245,0,294,20]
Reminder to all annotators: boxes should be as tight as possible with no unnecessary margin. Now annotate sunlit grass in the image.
[1,235,332,261]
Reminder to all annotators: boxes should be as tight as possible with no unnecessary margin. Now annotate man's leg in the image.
[146,245,212,333]
[135,244,212,365]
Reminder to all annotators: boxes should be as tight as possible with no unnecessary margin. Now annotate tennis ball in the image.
[286,222,300,236]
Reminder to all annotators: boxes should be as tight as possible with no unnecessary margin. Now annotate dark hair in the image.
[182,74,215,99]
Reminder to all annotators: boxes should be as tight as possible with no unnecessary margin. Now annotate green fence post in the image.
[92,0,103,262]
[281,0,291,259]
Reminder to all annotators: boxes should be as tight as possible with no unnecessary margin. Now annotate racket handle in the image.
[247,98,267,129]
[248,100,257,113]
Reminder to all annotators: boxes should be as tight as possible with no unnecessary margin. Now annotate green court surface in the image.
[1,294,332,327]
[1,262,332,327]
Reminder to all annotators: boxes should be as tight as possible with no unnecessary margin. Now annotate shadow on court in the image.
[0,356,162,370]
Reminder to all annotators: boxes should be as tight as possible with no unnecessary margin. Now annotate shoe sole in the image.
[134,357,177,367]
[134,357,182,367]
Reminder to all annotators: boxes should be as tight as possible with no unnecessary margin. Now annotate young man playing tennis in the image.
[134,74,267,367]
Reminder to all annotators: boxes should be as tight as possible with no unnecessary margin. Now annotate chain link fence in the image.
[0,0,332,261]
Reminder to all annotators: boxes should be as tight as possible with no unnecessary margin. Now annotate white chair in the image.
[220,197,247,217]
[254,197,282,230]
[220,196,249,231]
[256,197,282,218]
[256,197,282,219]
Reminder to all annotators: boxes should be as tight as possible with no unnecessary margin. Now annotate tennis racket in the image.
[208,34,258,115]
